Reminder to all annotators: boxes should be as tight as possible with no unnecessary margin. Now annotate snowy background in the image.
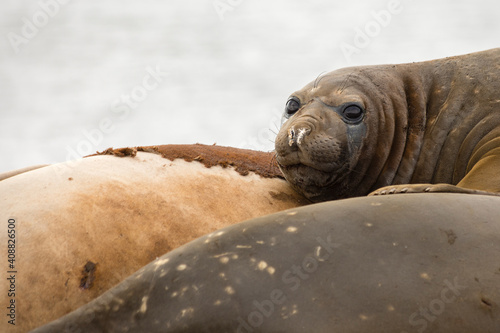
[1,0,498,173]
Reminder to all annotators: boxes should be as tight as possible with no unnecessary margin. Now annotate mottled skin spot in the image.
[79,261,97,290]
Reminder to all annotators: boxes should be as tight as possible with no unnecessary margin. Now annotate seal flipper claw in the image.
[369,183,500,197]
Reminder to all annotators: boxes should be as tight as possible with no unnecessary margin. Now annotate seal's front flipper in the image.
[368,183,500,197]
[456,145,500,194]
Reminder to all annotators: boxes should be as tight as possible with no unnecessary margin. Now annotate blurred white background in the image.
[0,0,498,173]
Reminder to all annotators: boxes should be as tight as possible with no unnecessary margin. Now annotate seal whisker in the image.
[270,151,281,172]
[271,118,282,132]
[314,71,328,89]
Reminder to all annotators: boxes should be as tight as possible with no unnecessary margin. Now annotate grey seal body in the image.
[275,49,500,201]
[32,193,500,332]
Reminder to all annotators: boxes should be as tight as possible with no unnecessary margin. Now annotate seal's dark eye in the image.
[342,104,364,122]
[285,97,301,117]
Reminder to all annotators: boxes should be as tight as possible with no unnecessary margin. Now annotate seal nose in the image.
[288,126,311,146]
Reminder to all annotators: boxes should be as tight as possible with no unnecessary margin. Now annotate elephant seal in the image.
[31,193,500,332]
[0,144,308,332]
[275,48,500,202]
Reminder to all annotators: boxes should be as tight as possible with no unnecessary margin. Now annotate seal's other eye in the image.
[285,97,301,117]
[342,104,364,122]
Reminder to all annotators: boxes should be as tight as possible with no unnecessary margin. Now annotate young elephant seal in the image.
[275,48,500,202]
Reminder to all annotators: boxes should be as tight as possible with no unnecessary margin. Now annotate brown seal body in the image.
[275,48,500,201]
[32,193,500,333]
[0,144,308,332]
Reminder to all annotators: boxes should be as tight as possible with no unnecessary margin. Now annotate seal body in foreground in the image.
[275,48,500,201]
[0,144,308,332]
[32,193,500,332]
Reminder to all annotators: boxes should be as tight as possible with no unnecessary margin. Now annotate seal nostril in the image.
[287,126,311,146]
[296,128,310,145]
[288,128,296,147]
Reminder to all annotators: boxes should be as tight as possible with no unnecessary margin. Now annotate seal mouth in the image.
[278,163,338,189]
[278,162,353,202]
[275,149,341,173]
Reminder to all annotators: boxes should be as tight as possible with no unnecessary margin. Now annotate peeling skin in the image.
[92,143,285,179]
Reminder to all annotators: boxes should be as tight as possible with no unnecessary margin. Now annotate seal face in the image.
[276,70,370,201]
[275,48,500,202]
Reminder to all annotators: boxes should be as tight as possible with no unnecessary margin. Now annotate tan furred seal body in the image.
[0,144,308,332]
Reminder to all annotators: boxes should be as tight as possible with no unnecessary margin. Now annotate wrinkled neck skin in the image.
[318,65,425,199]
[287,49,500,201]
[379,51,500,188]
[348,64,430,196]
